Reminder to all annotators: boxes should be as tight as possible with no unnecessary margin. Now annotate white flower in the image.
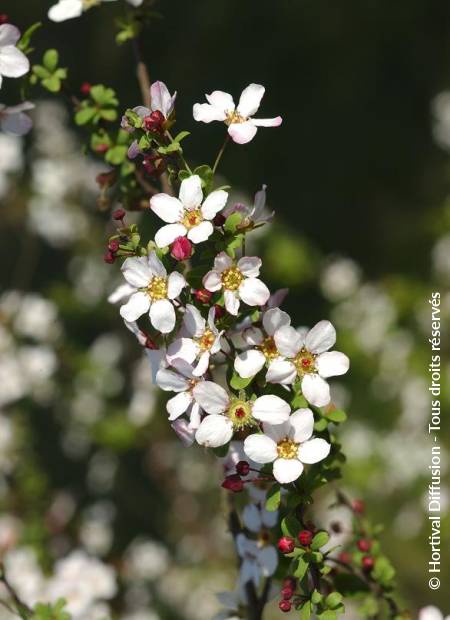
[266,320,350,407]
[167,304,222,376]
[243,408,331,484]
[193,84,282,144]
[193,380,291,448]
[236,533,277,587]
[234,307,291,379]
[156,360,203,429]
[150,175,228,248]
[132,81,176,121]
[203,252,270,316]
[48,0,142,22]
[242,502,278,533]
[419,607,450,620]
[119,252,186,334]
[0,102,34,135]
[0,25,30,89]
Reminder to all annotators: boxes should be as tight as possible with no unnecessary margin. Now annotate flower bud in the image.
[279,600,292,613]
[213,213,226,227]
[283,576,296,589]
[298,530,313,546]
[362,555,374,571]
[170,236,192,261]
[103,251,115,264]
[338,551,351,564]
[194,289,213,304]
[113,208,126,221]
[281,586,294,600]
[96,170,116,188]
[221,474,243,493]
[352,499,365,514]
[108,239,120,253]
[357,539,372,552]
[277,536,295,554]
[143,110,165,132]
[213,304,225,319]
[236,460,250,476]
[0,14,9,24]
[80,82,92,95]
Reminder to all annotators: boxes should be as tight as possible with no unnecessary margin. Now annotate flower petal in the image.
[203,270,222,292]
[263,421,291,443]
[244,433,277,464]
[272,458,304,484]
[0,109,32,135]
[262,308,291,336]
[150,298,176,334]
[243,327,264,346]
[0,25,21,46]
[301,374,330,407]
[274,325,302,357]
[167,391,192,420]
[150,193,184,223]
[119,291,150,322]
[171,418,195,446]
[251,116,283,127]
[289,409,314,443]
[298,438,331,464]
[237,256,261,278]
[155,223,187,248]
[305,320,336,354]
[0,46,30,78]
[150,80,174,117]
[206,90,235,111]
[179,174,203,209]
[252,395,290,424]
[214,251,233,272]
[187,220,213,244]
[147,251,167,277]
[316,351,350,378]
[48,0,83,22]
[266,359,297,384]
[239,278,270,307]
[156,368,189,392]
[184,304,206,337]
[243,504,262,533]
[234,349,266,378]
[167,271,186,299]
[167,337,198,365]
[193,350,210,377]
[193,381,229,414]
[258,546,278,577]
[224,289,240,315]
[228,121,258,144]
[201,189,228,220]
[195,414,233,448]
[237,84,265,117]
[193,103,227,123]
[121,256,150,288]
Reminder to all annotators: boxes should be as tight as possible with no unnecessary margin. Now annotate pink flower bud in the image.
[108,239,120,253]
[277,536,295,554]
[194,289,213,304]
[352,499,365,514]
[357,539,372,552]
[279,600,292,612]
[80,82,92,95]
[112,208,126,221]
[221,474,243,493]
[143,110,165,133]
[298,530,313,546]
[170,236,192,261]
[0,14,9,24]
[103,251,115,264]
[236,460,250,476]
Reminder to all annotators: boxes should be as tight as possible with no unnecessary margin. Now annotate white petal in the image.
[262,308,291,336]
[239,278,270,307]
[289,409,314,443]
[193,351,210,377]
[316,351,349,378]
[167,391,192,420]
[150,80,173,117]
[274,325,302,357]
[156,368,189,392]
[214,251,233,272]
[251,116,283,127]
[266,359,296,384]
[150,298,176,334]
[48,0,82,22]
[263,421,291,443]
[224,290,240,315]
[258,546,278,577]
[242,504,262,533]
[179,175,203,209]
[193,102,227,123]
[187,221,213,244]
[206,90,235,111]
[0,46,29,78]
[261,508,278,529]
[301,374,330,407]
[167,271,186,299]
[418,608,444,620]
[273,458,304,484]
[121,256,150,288]
[147,251,167,277]
[184,304,206,337]
[237,256,261,277]
[150,193,184,223]
[195,414,233,447]
[0,25,21,46]
[243,434,277,464]
[188,402,202,429]
[155,223,187,248]
[305,320,336,354]
[252,395,290,424]
[243,327,264,346]
[203,270,222,292]
[298,438,331,464]
[234,349,266,378]
[237,84,265,117]
[119,291,150,322]
[228,121,257,144]
[167,337,198,365]
[171,358,195,379]
[171,419,195,446]
[0,110,32,135]
[193,381,229,414]
[201,190,228,220]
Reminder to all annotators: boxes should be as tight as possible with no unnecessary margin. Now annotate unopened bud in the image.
[143,110,165,132]
[103,251,115,264]
[357,539,372,552]
[236,460,250,476]
[80,82,92,95]
[170,236,192,261]
[213,304,225,319]
[112,208,126,221]
[277,536,295,554]
[108,239,120,253]
[362,555,374,571]
[0,14,9,24]
[194,289,213,304]
[352,499,365,514]
[279,600,292,613]
[221,474,244,493]
[298,530,313,546]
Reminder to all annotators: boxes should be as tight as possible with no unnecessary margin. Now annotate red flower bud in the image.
[194,289,213,304]
[96,170,116,188]
[277,536,295,554]
[236,460,250,476]
[143,110,165,132]
[281,586,294,600]
[357,539,372,552]
[144,336,158,350]
[103,251,115,264]
[170,236,192,261]
[221,474,244,493]
[352,499,365,514]
[213,304,225,319]
[283,577,296,589]
[213,213,226,227]
[279,600,292,613]
[94,143,109,154]
[0,14,9,24]
[338,551,352,564]
[298,530,313,546]
[108,239,120,253]
[113,208,126,221]
[362,555,374,571]
[80,82,92,95]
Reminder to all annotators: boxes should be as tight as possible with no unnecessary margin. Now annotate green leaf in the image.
[105,145,128,165]
[372,556,396,586]
[291,393,308,409]
[75,106,97,126]
[314,418,328,432]
[230,372,252,390]
[294,555,309,579]
[193,164,214,191]
[325,409,347,423]
[43,49,58,72]
[225,233,244,258]
[325,592,343,609]
[139,135,152,151]
[299,600,312,620]
[280,514,300,538]
[32,64,50,79]
[224,212,242,234]
[173,130,190,143]
[42,75,62,92]
[317,611,337,620]
[99,108,118,122]
[18,22,42,53]
[311,530,330,550]
[265,484,281,511]
[311,589,323,604]
[90,85,118,106]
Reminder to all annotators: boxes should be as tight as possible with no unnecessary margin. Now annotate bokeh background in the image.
[0,0,449,618]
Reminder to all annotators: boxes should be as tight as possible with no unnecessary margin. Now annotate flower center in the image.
[182,208,203,230]
[82,0,100,9]
[146,276,168,300]
[196,328,215,351]
[225,110,247,126]
[258,336,279,360]
[227,400,255,431]
[277,438,298,460]
[293,349,316,376]
[221,267,244,291]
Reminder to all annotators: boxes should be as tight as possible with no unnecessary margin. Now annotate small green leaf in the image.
[99,108,118,122]
[314,418,328,432]
[32,64,50,79]
[291,393,308,409]
[325,409,347,423]
[75,106,97,125]
[18,22,42,53]
[212,443,230,458]
[280,514,300,538]
[173,130,190,143]
[105,145,128,165]
[299,600,312,620]
[43,49,58,72]
[372,556,396,586]
[224,211,242,233]
[230,372,253,390]
[311,530,330,550]
[42,75,62,92]
[317,611,337,620]
[265,483,281,511]
[294,556,309,579]
[311,589,323,604]
[325,592,343,609]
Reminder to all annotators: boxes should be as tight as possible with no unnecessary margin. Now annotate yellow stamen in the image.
[277,438,298,460]
[228,400,255,431]
[196,328,215,351]
[225,110,247,126]
[182,208,203,230]
[258,336,279,361]
[293,348,316,376]
[147,276,168,300]
[221,266,244,291]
